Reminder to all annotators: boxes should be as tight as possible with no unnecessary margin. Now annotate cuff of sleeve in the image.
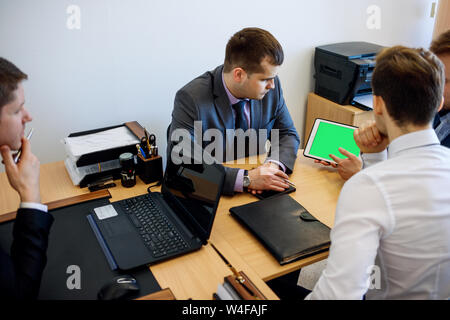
[20,202,48,213]
[266,159,286,172]
[233,169,245,193]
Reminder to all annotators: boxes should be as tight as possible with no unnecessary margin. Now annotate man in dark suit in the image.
[0,57,53,299]
[430,29,450,148]
[168,28,300,195]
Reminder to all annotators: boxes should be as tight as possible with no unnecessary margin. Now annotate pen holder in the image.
[137,154,163,184]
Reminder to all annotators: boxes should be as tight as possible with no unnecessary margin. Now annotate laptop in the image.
[87,160,225,271]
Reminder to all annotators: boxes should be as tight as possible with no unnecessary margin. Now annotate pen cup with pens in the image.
[136,130,163,184]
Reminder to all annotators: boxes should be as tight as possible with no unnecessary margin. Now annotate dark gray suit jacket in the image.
[167,65,300,195]
[0,208,53,299]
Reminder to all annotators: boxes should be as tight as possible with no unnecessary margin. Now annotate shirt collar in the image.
[438,109,450,123]
[221,72,249,106]
[388,128,440,158]
[438,108,450,118]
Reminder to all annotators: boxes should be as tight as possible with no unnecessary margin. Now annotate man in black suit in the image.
[0,57,53,299]
[168,28,300,196]
[430,29,450,148]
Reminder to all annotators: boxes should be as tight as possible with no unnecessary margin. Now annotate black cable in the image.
[147,180,162,194]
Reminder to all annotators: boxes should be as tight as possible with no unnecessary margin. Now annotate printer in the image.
[314,42,384,110]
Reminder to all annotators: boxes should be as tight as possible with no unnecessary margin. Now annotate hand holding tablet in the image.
[329,148,362,180]
[304,119,361,165]
[306,119,389,181]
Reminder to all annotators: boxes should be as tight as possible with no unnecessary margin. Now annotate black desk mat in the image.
[0,197,161,300]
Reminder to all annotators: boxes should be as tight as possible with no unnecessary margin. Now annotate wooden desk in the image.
[0,162,278,300]
[0,150,342,298]
[213,151,344,281]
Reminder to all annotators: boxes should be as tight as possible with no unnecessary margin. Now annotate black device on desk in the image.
[98,275,140,300]
[87,160,225,270]
[314,42,384,110]
[253,184,296,200]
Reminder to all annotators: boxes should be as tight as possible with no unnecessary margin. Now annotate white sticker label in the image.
[94,205,118,220]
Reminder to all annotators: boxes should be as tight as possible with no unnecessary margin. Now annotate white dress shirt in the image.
[20,202,48,212]
[306,129,450,300]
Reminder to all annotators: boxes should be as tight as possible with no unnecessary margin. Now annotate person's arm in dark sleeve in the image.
[167,89,240,196]
[266,77,300,174]
[0,208,53,299]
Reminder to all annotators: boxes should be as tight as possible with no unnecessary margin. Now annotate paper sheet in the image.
[64,157,121,186]
[352,94,373,109]
[63,126,139,159]
[94,205,118,220]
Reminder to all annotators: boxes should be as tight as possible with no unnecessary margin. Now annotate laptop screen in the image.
[161,161,225,241]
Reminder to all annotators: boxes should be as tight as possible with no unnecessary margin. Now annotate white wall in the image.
[0,0,437,170]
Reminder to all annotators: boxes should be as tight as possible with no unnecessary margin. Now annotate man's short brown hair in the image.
[372,46,445,126]
[223,28,284,74]
[430,29,450,56]
[0,57,28,109]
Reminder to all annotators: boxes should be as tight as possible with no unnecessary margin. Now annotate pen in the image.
[144,128,151,153]
[210,243,242,281]
[284,179,296,188]
[14,128,34,163]
[136,144,147,159]
[210,243,259,300]
[140,147,147,159]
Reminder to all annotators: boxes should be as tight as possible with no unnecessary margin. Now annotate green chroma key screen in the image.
[309,122,360,161]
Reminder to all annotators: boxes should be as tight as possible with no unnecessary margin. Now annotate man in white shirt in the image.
[306,46,450,300]
[0,57,53,299]
[317,29,450,179]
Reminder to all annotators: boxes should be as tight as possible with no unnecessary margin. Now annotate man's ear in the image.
[438,96,444,112]
[373,95,385,116]
[232,67,246,83]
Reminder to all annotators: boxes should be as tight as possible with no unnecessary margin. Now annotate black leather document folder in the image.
[230,195,331,265]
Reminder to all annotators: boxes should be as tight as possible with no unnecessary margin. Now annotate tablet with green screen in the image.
[303,119,360,164]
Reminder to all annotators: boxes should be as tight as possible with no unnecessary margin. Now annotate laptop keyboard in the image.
[118,194,189,258]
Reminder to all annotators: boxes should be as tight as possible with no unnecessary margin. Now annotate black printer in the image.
[314,42,384,110]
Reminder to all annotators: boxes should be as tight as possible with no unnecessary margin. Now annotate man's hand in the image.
[329,148,362,180]
[246,163,289,194]
[0,137,41,203]
[314,148,362,180]
[354,121,389,154]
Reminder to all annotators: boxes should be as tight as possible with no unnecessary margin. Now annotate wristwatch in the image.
[243,170,251,189]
